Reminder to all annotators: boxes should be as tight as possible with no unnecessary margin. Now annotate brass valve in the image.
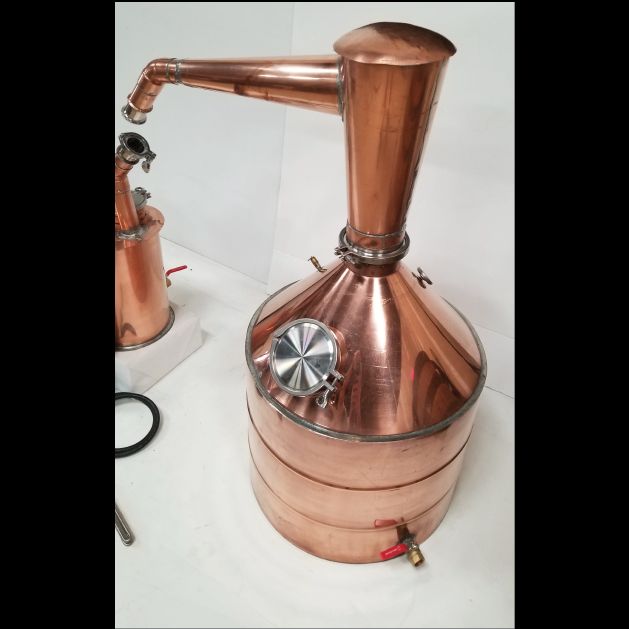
[402,536,425,567]
[308,256,327,273]
[380,533,425,568]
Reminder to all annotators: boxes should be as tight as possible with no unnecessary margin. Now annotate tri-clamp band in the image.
[335,227,410,266]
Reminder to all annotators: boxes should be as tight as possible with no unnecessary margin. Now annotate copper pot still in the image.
[115,133,174,350]
[123,22,487,565]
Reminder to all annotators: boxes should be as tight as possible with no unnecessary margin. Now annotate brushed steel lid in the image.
[269,318,338,397]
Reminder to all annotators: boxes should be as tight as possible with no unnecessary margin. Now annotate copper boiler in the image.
[115,132,173,350]
[122,22,486,564]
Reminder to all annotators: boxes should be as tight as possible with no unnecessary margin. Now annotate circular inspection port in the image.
[269,318,339,397]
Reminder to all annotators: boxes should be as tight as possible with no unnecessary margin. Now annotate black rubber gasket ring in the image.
[115,392,160,458]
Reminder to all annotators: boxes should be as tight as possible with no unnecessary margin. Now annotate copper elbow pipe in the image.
[122,55,340,123]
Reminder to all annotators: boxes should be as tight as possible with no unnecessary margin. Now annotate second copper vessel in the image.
[115,132,173,350]
[122,22,486,565]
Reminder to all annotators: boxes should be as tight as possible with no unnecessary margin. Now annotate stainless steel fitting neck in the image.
[335,227,410,266]
[116,132,156,172]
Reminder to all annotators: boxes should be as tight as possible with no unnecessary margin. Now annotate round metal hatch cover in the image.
[269,318,338,397]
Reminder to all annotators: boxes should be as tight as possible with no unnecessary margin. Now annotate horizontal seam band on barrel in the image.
[251,462,456,533]
[247,404,471,492]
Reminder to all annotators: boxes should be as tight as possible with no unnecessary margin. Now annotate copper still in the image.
[115,132,174,350]
[122,22,486,565]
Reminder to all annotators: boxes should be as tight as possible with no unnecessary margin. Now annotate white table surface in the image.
[115,238,515,629]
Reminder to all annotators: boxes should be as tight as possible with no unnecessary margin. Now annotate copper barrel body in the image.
[242,25,477,560]
[245,257,485,563]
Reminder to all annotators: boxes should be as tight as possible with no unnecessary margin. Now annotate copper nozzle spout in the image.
[123,55,340,122]
[115,132,156,231]
[406,544,425,567]
[122,103,147,125]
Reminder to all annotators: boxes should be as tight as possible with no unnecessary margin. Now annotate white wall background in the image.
[115,2,514,396]
[115,2,294,283]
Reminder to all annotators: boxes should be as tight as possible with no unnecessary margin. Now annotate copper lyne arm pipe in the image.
[122,56,341,123]
[121,24,456,252]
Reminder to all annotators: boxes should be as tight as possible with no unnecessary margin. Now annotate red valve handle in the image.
[166,265,188,277]
[380,543,409,560]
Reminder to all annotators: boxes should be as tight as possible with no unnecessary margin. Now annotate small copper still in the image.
[115,132,173,350]
[123,22,486,564]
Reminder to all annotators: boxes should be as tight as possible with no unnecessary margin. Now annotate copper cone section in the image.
[334,24,456,250]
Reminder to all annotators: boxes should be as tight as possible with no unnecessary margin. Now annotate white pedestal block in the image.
[115,304,202,394]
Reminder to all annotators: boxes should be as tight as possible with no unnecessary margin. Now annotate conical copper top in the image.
[334,22,456,66]
[248,260,484,439]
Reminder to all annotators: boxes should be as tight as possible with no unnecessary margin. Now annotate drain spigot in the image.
[404,538,425,567]
[379,535,425,567]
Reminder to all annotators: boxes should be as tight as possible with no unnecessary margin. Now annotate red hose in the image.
[165,265,188,277]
